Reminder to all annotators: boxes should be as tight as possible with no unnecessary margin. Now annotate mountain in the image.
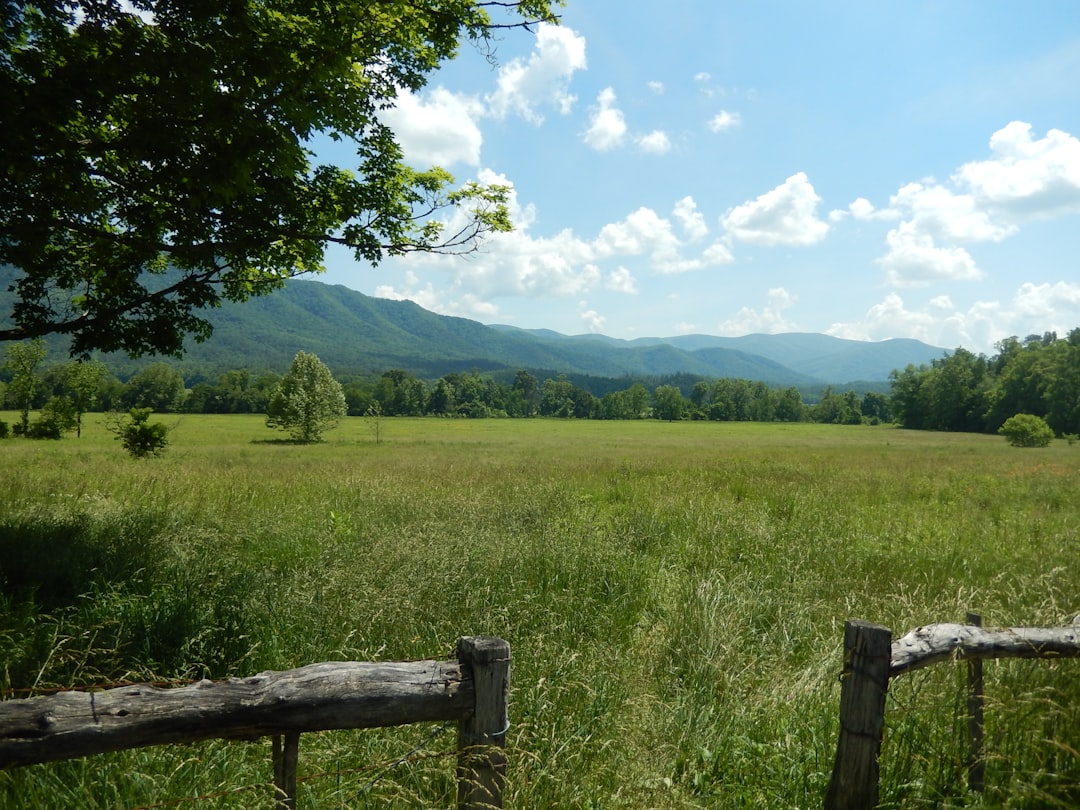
[3,269,948,384]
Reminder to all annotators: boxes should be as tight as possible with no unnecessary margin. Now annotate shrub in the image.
[998,413,1054,448]
[0,420,8,439]
[26,396,78,439]
[111,408,171,457]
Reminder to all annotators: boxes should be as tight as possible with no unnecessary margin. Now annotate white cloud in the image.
[1012,281,1080,318]
[707,110,742,132]
[381,87,484,167]
[378,185,731,317]
[956,121,1080,221]
[826,283,1080,354]
[578,302,606,332]
[829,197,900,222]
[877,222,983,287]
[826,292,952,345]
[721,172,830,246]
[594,206,703,273]
[638,130,672,154]
[868,123,1080,289]
[673,196,708,241]
[485,23,587,123]
[717,287,799,335]
[889,182,1016,243]
[583,87,627,151]
[701,241,735,265]
[605,266,639,294]
[647,80,665,94]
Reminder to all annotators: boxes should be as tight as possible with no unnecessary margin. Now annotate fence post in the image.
[272,732,300,809]
[825,620,892,810]
[966,612,985,793]
[457,636,510,810]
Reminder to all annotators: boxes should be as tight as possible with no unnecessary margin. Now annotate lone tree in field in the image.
[1,1,558,357]
[266,352,347,443]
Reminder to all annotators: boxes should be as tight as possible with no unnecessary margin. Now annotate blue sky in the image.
[314,0,1080,355]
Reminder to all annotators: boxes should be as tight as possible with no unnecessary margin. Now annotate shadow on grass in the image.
[249,438,321,445]
[0,509,165,610]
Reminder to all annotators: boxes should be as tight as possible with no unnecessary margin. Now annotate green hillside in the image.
[2,267,946,383]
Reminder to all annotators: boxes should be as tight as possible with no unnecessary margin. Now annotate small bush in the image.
[24,396,78,440]
[0,420,8,439]
[111,408,171,458]
[998,413,1054,448]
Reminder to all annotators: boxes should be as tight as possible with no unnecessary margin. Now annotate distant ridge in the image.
[181,279,947,384]
[1,267,948,383]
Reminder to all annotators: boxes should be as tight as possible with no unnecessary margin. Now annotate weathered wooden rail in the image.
[0,636,510,809]
[825,616,1080,810]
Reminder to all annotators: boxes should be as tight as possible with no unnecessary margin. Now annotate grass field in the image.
[1,413,1078,808]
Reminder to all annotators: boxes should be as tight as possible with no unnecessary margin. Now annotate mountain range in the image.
[4,271,948,385]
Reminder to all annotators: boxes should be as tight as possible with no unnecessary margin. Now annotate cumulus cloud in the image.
[826,292,956,345]
[890,182,1016,243]
[381,87,485,167]
[637,130,672,154]
[717,288,799,335]
[877,223,983,287]
[701,241,735,265]
[647,80,665,94]
[375,183,733,319]
[605,266,639,294]
[867,123,1080,288]
[826,282,1080,354]
[485,23,587,123]
[1013,280,1080,318]
[594,206,705,273]
[829,197,900,222]
[673,196,708,241]
[583,87,627,151]
[720,172,830,246]
[707,110,742,132]
[955,121,1080,220]
[579,302,606,332]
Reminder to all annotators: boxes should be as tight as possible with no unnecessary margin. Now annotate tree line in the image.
[889,329,1080,437]
[7,328,1077,440]
[0,341,897,435]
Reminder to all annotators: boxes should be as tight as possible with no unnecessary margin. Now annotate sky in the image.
[312,0,1080,355]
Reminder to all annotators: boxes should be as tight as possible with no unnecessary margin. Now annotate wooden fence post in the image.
[825,620,892,810]
[272,732,300,809]
[966,612,985,793]
[456,636,510,810]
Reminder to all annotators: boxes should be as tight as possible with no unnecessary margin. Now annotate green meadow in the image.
[1,414,1078,808]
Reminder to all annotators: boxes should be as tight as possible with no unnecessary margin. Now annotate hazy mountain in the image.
[2,269,948,383]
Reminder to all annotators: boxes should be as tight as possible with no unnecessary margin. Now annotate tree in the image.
[1,1,558,357]
[63,359,109,436]
[266,351,347,442]
[998,413,1054,448]
[652,385,686,422]
[122,362,187,412]
[4,338,47,434]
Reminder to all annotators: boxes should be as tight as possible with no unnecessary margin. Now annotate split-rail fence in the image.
[0,636,510,809]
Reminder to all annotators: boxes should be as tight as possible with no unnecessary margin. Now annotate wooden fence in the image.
[825,616,1080,810]
[0,636,510,809]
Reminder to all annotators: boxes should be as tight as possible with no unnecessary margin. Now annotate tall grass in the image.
[1,414,1078,807]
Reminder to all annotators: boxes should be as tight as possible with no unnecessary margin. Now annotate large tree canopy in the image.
[1,0,558,356]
